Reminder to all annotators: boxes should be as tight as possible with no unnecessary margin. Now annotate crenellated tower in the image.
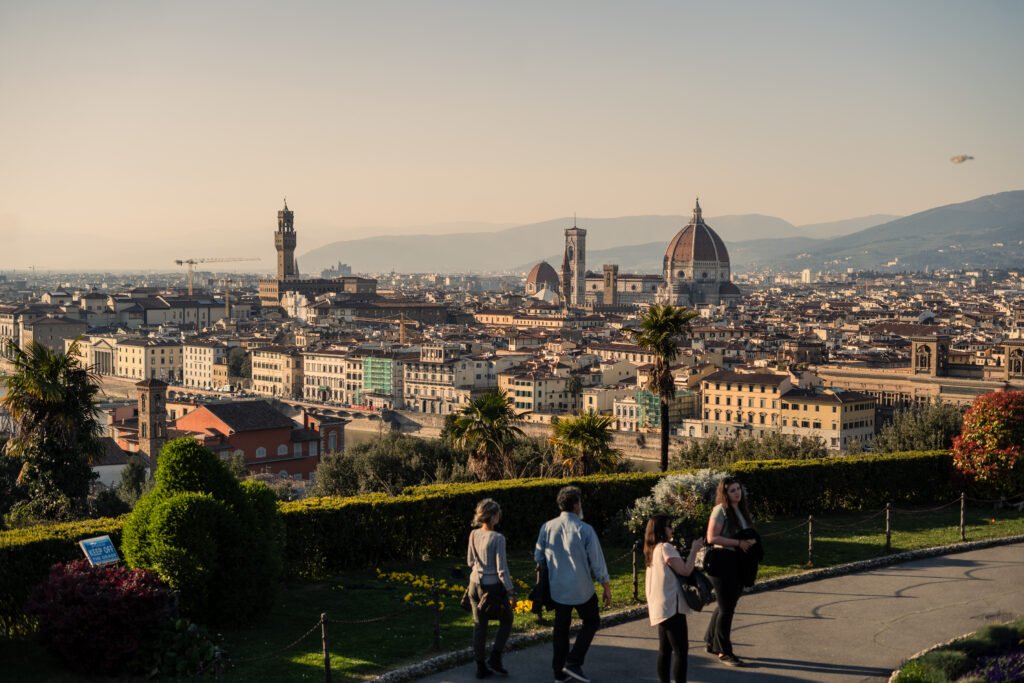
[275,198,298,281]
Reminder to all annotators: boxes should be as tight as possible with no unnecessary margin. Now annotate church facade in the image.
[524,200,742,310]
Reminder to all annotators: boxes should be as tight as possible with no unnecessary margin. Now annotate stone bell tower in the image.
[136,378,168,472]
[560,219,587,308]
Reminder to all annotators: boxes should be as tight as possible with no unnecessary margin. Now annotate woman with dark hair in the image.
[704,476,756,667]
[644,515,704,683]
[467,498,514,679]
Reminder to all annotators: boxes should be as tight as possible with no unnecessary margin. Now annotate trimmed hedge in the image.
[0,516,125,637]
[0,450,962,630]
[282,450,954,576]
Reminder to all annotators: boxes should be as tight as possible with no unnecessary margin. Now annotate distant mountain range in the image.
[299,190,1024,274]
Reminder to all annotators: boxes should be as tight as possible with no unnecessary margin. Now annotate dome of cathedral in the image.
[526,261,560,293]
[664,200,730,266]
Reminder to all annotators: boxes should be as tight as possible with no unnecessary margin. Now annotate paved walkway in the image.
[417,543,1024,682]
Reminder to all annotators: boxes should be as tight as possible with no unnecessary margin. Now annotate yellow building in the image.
[115,338,183,382]
[701,370,790,437]
[780,388,875,452]
[251,346,304,399]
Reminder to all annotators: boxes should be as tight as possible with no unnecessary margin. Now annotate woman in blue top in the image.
[704,476,756,667]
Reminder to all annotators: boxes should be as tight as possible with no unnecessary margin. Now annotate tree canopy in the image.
[627,304,699,471]
[2,340,102,523]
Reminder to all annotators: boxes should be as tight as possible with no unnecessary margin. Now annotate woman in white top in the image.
[644,515,704,683]
[467,498,515,679]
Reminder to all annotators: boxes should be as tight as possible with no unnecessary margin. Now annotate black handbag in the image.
[679,568,715,612]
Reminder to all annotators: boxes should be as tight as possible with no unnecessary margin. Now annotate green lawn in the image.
[4,505,1023,682]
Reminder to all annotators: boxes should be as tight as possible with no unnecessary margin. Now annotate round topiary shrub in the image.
[25,559,175,675]
[122,438,284,624]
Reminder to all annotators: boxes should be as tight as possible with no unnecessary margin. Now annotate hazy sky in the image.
[1,1,1022,271]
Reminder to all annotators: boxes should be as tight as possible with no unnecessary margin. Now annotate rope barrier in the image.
[965,492,1024,504]
[892,498,962,515]
[759,520,811,538]
[813,509,888,529]
[228,621,322,664]
[325,610,406,625]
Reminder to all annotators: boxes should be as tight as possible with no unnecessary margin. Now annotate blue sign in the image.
[79,535,121,567]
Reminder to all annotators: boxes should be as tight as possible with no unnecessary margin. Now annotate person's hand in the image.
[602,583,612,608]
[739,539,755,552]
[691,537,705,551]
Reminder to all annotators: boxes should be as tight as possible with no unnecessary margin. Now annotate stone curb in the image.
[885,627,982,683]
[372,534,1024,683]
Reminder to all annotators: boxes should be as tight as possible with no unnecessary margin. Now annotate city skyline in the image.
[2,1,1023,270]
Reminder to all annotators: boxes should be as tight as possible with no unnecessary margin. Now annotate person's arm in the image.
[707,507,755,552]
[495,534,515,595]
[666,538,704,577]
[467,530,475,569]
[533,523,546,566]
[584,526,613,607]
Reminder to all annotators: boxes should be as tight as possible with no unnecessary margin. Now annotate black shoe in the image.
[487,653,508,677]
[718,654,745,667]
[554,672,569,682]
[562,663,591,683]
[475,660,493,679]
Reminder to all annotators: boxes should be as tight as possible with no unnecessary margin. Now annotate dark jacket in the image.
[736,528,763,587]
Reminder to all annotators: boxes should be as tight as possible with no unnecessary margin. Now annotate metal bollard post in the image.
[321,612,331,683]
[632,540,640,603]
[960,492,966,542]
[885,503,892,552]
[807,515,814,567]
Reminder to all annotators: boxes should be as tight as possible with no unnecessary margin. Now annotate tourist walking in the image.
[704,476,757,667]
[534,486,612,683]
[467,499,514,679]
[644,515,705,683]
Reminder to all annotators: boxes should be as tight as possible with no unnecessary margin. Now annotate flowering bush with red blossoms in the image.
[25,559,176,675]
[951,391,1024,497]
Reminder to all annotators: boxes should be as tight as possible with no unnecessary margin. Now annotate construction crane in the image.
[175,257,260,296]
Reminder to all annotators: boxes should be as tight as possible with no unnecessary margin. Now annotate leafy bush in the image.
[626,469,728,541]
[675,432,827,468]
[24,559,175,675]
[952,391,1024,497]
[121,438,283,624]
[150,617,224,679]
[895,618,1024,683]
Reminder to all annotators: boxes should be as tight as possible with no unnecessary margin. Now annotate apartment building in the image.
[402,344,528,414]
[252,346,304,399]
[182,340,231,389]
[302,349,349,403]
[116,338,183,381]
[500,371,575,414]
[614,389,698,432]
[780,388,876,452]
[701,370,791,437]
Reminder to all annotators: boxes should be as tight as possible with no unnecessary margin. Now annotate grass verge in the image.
[3,505,1023,682]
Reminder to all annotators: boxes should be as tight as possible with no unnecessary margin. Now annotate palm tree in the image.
[449,389,526,480]
[549,412,622,476]
[2,340,103,518]
[627,304,699,472]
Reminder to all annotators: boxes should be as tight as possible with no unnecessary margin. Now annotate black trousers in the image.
[657,613,689,683]
[470,582,512,662]
[552,593,601,675]
[704,550,742,657]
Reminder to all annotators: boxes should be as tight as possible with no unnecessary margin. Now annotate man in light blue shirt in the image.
[534,486,612,683]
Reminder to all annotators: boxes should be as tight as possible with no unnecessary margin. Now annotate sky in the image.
[1,1,1022,271]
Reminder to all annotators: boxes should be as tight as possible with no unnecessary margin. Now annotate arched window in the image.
[256,447,267,458]
[277,444,288,456]
[916,346,932,371]
[1010,349,1024,376]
